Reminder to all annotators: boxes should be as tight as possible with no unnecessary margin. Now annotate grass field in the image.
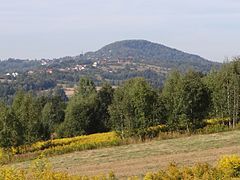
[12,130,240,179]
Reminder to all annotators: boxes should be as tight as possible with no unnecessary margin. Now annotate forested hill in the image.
[0,40,220,74]
[0,40,221,91]
[85,40,220,72]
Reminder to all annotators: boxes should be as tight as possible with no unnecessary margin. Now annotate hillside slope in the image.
[0,40,221,88]
[13,130,240,178]
[85,40,220,72]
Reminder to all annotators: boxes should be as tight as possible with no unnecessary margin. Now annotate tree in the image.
[0,102,23,148]
[109,78,164,132]
[178,70,210,131]
[161,70,183,130]
[204,58,240,127]
[41,96,65,134]
[75,77,96,96]
[162,70,210,131]
[12,92,47,143]
[12,90,25,113]
[59,78,99,137]
[152,93,167,125]
[231,59,240,127]
[97,82,114,131]
[52,86,68,102]
[203,69,228,120]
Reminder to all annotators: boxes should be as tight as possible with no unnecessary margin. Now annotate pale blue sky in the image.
[0,0,239,62]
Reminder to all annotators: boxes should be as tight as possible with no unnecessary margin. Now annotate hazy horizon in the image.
[1,0,239,62]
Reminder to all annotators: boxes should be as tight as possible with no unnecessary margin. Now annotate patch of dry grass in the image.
[12,130,240,179]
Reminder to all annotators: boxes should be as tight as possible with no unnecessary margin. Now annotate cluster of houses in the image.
[59,64,87,72]
[6,72,19,77]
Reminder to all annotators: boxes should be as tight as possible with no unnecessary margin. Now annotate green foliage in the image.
[0,40,220,93]
[0,59,239,150]
[93,40,218,72]
[59,78,100,137]
[0,102,23,148]
[41,97,65,134]
[51,86,68,102]
[162,70,183,130]
[96,82,114,131]
[198,124,230,134]
[12,92,47,144]
[59,95,96,137]
[204,58,240,127]
[179,70,210,131]
[117,125,168,141]
[75,77,96,96]
[109,78,165,132]
[0,58,40,74]
[162,70,210,131]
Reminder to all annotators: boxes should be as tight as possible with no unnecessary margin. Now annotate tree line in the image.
[0,58,239,148]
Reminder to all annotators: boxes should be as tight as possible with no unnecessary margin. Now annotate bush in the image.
[143,156,240,179]
[0,148,14,165]
[13,132,120,156]
[198,124,230,134]
[0,156,117,180]
[217,155,240,177]
[117,125,167,141]
[205,117,230,125]
[143,163,224,180]
[0,167,26,180]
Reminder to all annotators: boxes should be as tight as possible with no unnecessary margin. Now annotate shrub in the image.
[117,125,167,141]
[217,155,240,177]
[0,148,3,162]
[0,156,118,180]
[205,117,230,125]
[0,148,14,165]
[0,167,26,180]
[198,124,229,134]
[13,132,121,156]
[143,162,225,179]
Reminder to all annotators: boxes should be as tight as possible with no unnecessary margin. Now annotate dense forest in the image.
[0,58,239,148]
[86,40,220,72]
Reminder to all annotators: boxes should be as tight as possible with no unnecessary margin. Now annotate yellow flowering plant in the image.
[218,155,240,177]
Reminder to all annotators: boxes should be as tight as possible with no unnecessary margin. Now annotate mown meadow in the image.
[1,153,240,179]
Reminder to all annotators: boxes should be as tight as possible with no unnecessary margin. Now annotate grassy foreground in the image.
[10,130,240,178]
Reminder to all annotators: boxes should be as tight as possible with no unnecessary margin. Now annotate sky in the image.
[0,0,239,62]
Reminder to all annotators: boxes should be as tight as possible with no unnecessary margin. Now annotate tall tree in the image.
[161,70,182,130]
[52,86,68,102]
[41,95,65,134]
[204,58,240,127]
[75,77,96,96]
[163,70,210,131]
[109,78,164,132]
[97,82,114,131]
[59,78,99,137]
[0,102,23,148]
[179,70,210,131]
[12,92,47,143]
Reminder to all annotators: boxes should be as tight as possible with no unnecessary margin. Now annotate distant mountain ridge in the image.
[0,39,221,88]
[0,40,220,73]
[84,40,220,72]
[86,40,206,61]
